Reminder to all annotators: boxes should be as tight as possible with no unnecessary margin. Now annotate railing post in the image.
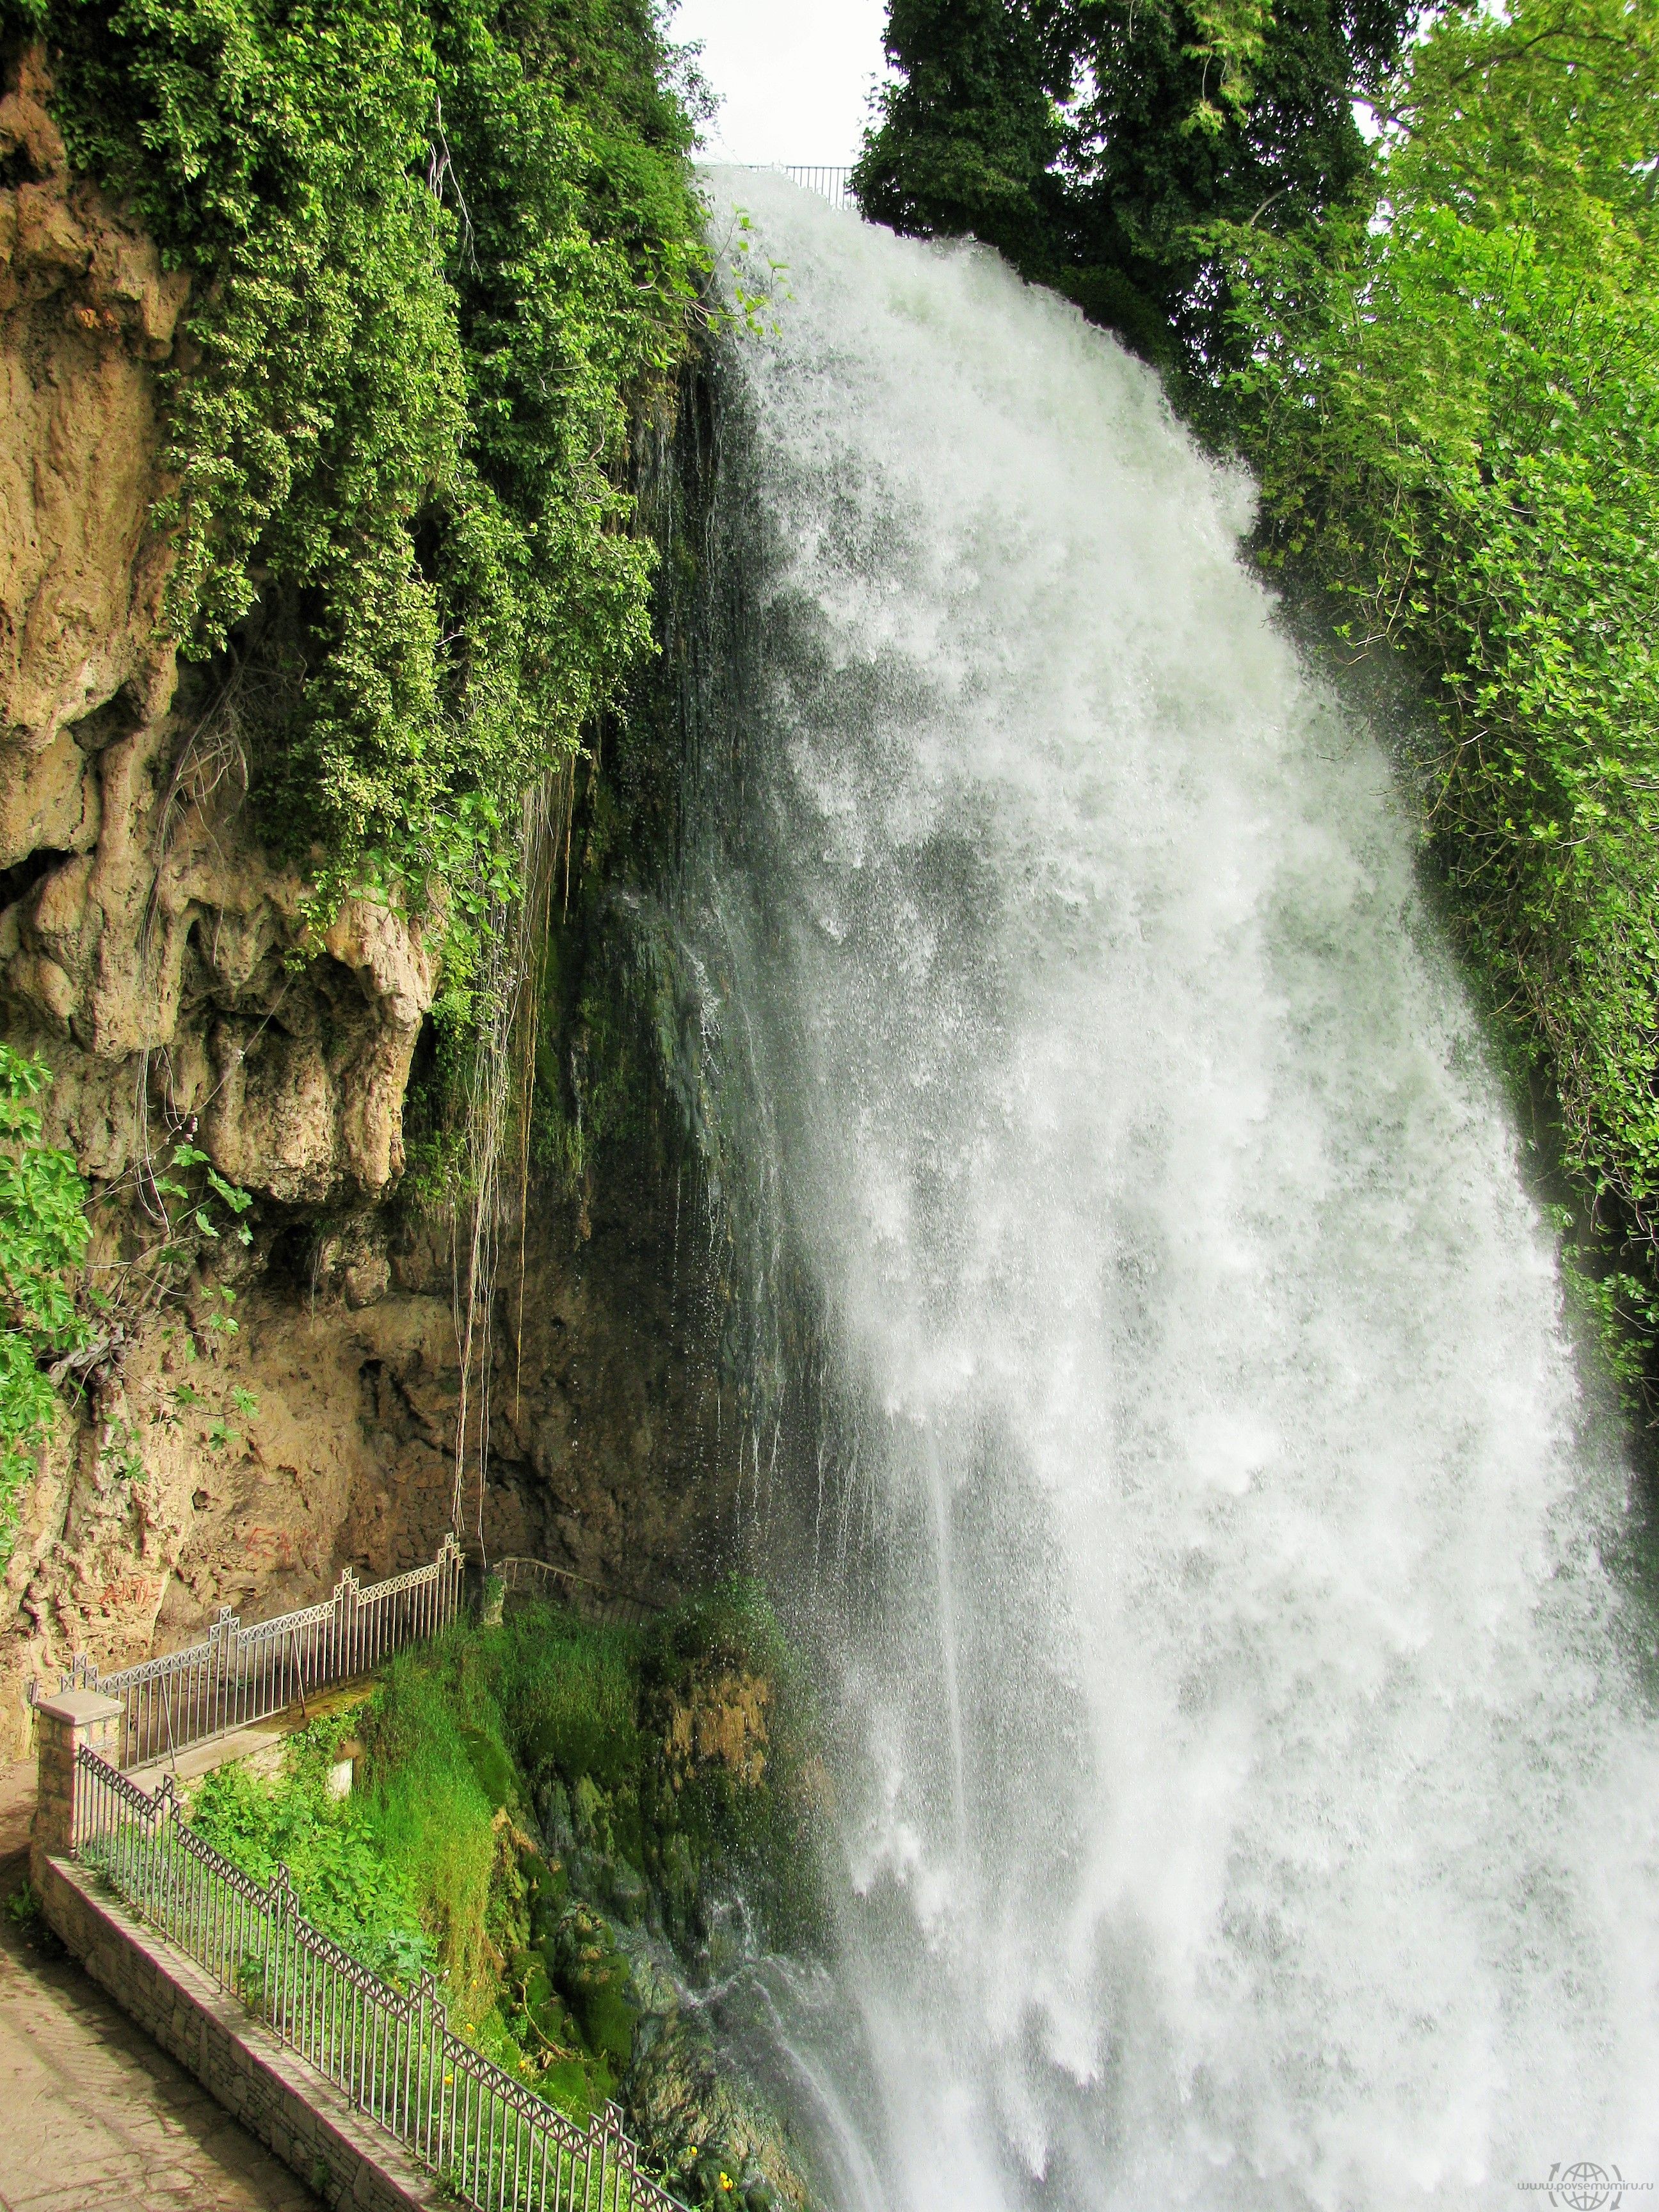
[337,1566,360,1679]
[31,1688,123,1870]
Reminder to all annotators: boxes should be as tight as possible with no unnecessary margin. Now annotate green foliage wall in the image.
[3,0,705,941]
[191,1583,824,2168]
[1212,0,1659,1376]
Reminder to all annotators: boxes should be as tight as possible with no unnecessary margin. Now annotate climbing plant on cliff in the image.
[0,1043,91,1566]
[1,0,706,937]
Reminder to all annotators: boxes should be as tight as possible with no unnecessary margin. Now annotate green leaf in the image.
[205,1169,253,1213]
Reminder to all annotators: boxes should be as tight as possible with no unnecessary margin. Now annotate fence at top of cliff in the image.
[70,1746,687,2212]
[745,164,858,211]
[29,1535,465,1772]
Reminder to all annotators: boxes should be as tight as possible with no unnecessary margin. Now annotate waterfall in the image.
[683,170,1659,2211]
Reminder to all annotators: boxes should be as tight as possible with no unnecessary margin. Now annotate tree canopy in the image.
[853,0,1415,365]
[851,0,1070,276]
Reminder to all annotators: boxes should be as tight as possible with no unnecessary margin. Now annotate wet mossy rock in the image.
[552,1898,639,2067]
[634,1582,828,1959]
[460,1724,517,1810]
[348,1584,824,2203]
[510,1590,821,2203]
[625,1947,806,2212]
[664,1671,771,1788]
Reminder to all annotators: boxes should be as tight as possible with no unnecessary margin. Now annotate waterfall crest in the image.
[687,170,1659,2211]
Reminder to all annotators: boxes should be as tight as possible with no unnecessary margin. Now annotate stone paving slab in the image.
[0,1854,318,2212]
[0,1683,374,2208]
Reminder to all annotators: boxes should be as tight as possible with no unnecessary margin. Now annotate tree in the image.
[852,0,1072,278]
[853,0,1414,371]
[1061,0,1410,365]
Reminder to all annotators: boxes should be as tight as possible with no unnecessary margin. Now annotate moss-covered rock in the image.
[332,1584,828,2196]
[622,1947,810,2212]
[189,1583,828,2196]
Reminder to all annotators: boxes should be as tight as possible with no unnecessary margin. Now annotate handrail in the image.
[32,1536,465,1770]
[745,163,858,211]
[70,1744,685,2212]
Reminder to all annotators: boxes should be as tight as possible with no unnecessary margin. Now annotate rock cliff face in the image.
[0,44,725,1758]
[0,45,184,767]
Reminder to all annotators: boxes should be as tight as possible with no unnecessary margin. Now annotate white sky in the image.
[668,0,895,168]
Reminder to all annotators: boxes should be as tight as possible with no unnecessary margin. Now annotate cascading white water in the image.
[690,170,1659,2211]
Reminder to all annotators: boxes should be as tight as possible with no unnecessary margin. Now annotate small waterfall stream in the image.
[679,170,1659,2211]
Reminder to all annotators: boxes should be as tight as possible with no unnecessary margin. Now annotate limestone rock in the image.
[0,45,183,755]
[0,43,442,1215]
[666,1673,772,1788]
[0,44,733,1781]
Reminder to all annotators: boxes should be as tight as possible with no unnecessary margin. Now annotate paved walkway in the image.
[0,1779,318,2212]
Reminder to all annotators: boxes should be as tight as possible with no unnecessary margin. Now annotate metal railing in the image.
[71,1746,684,2212]
[749,163,858,211]
[494,1557,662,1630]
[35,1537,465,1770]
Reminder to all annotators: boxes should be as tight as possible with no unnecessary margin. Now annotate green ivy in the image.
[0,1044,92,1566]
[5,0,706,942]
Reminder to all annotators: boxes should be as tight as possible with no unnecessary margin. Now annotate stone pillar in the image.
[32,1688,124,1867]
